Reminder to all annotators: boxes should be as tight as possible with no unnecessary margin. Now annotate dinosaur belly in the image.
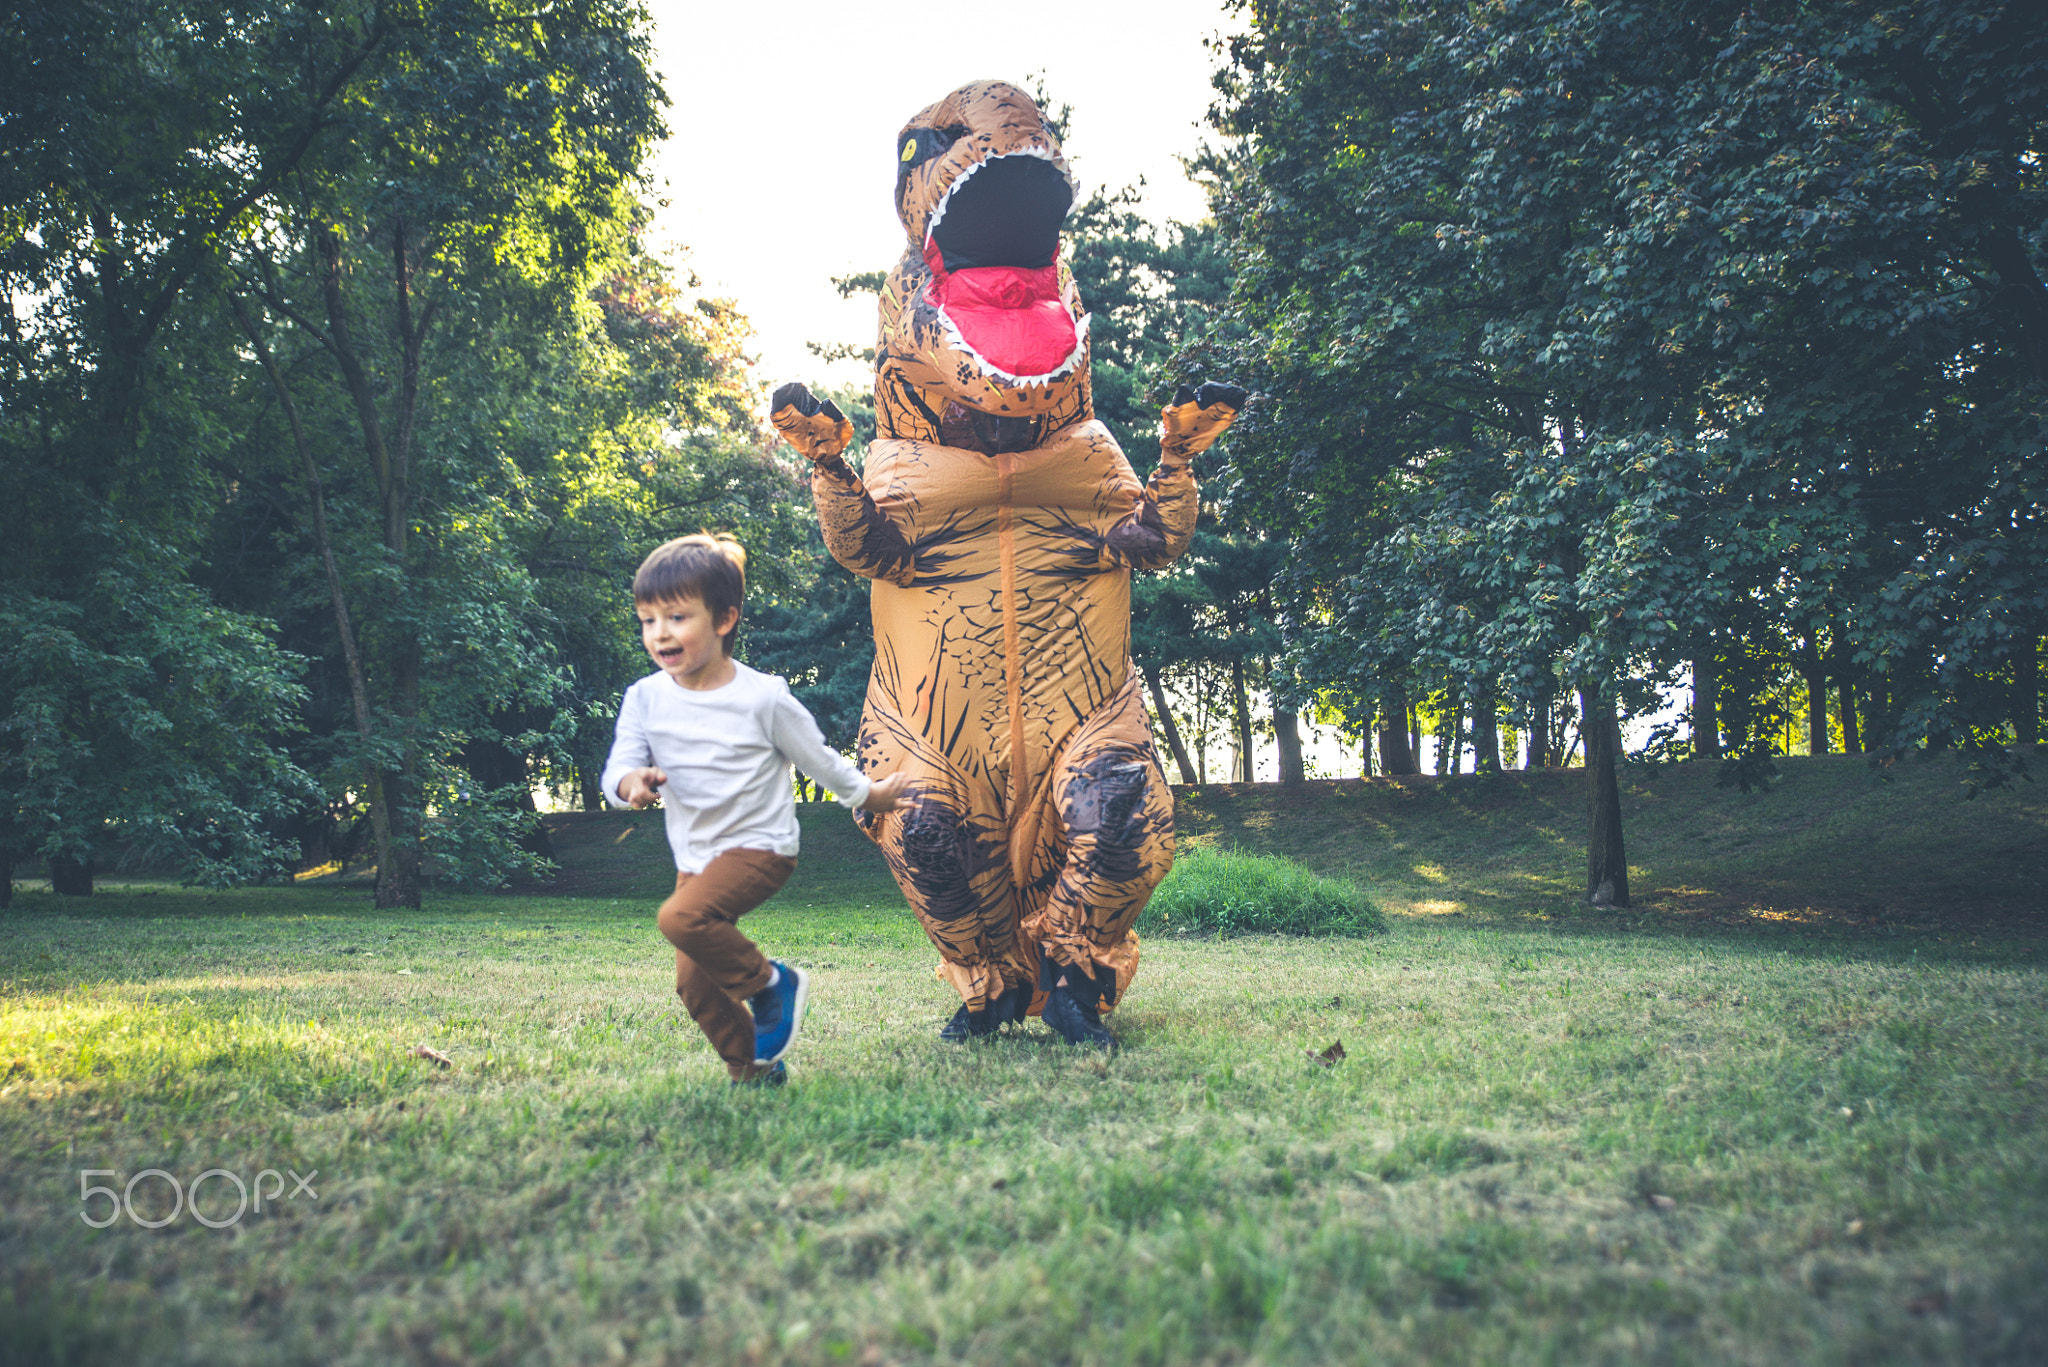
[860,420,1139,824]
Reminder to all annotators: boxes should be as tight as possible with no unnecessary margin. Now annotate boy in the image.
[603,534,907,1085]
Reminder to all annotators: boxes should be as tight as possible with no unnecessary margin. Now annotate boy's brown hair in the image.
[634,534,747,654]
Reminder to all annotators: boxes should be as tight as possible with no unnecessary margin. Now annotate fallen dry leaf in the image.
[1906,1291,1948,1316]
[1306,1040,1347,1068]
[1648,1193,1677,1211]
[411,1044,453,1069]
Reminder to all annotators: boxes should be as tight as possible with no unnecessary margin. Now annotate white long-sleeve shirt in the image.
[599,661,871,873]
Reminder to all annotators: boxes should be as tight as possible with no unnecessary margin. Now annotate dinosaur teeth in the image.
[923,149,1078,255]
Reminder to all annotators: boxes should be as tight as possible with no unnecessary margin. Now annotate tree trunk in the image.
[1526,688,1552,768]
[1230,658,1254,783]
[1800,637,1829,755]
[1472,689,1500,773]
[2017,636,2040,745]
[1867,672,1891,752]
[229,292,400,889]
[1435,696,1461,775]
[0,846,12,909]
[1807,671,1829,754]
[1409,704,1422,774]
[311,220,435,909]
[1692,654,1721,760]
[1378,692,1419,775]
[377,652,425,908]
[1580,685,1630,907]
[1143,665,1198,784]
[1839,677,1862,754]
[50,854,94,897]
[1274,702,1305,785]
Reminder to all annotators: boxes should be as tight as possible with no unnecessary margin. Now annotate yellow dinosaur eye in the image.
[901,137,918,163]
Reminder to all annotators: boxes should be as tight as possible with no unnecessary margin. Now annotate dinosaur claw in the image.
[771,381,822,418]
[771,382,854,463]
[1158,378,1246,466]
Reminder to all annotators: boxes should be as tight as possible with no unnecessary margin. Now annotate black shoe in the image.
[939,1003,996,1042]
[1042,983,1116,1050]
[989,980,1033,1025]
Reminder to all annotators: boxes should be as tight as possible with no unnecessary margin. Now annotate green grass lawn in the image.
[2,755,2044,1365]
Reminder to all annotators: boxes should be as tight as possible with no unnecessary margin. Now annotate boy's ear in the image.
[716,605,740,639]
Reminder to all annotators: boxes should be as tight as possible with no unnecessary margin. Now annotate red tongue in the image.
[924,243,1078,378]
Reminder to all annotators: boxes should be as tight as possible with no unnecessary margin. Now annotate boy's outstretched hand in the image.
[616,766,666,808]
[859,772,911,813]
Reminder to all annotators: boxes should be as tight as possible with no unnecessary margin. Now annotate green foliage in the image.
[0,563,312,886]
[1211,0,2048,878]
[1138,846,1385,939]
[0,0,784,901]
[738,382,878,758]
[1233,0,2042,739]
[1716,745,1783,796]
[745,554,874,757]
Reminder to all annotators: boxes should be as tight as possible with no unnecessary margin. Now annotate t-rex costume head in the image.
[772,81,1243,1046]
[877,80,1093,448]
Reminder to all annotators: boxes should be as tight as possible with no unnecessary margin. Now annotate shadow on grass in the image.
[1175,753,2046,936]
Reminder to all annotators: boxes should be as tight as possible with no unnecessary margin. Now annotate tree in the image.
[0,0,781,904]
[0,0,400,893]
[218,0,666,904]
[1214,0,2047,901]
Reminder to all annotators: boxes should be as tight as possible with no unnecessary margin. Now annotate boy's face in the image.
[637,594,738,688]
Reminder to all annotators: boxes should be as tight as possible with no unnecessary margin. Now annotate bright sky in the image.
[639,0,1242,393]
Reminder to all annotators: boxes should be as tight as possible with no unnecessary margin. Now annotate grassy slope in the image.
[1171,751,2048,927]
[0,756,2042,1366]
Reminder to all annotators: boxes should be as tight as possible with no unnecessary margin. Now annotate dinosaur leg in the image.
[868,790,1025,1030]
[1024,674,1174,1019]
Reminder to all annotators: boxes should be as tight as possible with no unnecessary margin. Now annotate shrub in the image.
[1137,846,1386,938]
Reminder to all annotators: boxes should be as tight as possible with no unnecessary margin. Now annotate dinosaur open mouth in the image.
[924,151,1085,387]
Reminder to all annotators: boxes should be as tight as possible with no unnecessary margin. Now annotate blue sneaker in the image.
[750,961,808,1065]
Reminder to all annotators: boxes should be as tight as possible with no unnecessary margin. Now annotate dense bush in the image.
[1137,846,1386,938]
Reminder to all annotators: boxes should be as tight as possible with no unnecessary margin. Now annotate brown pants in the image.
[657,848,796,1081]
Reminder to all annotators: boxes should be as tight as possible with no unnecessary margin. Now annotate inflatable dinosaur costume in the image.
[771,81,1241,1046]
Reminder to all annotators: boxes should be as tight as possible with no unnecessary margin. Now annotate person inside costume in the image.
[771,81,1242,1049]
